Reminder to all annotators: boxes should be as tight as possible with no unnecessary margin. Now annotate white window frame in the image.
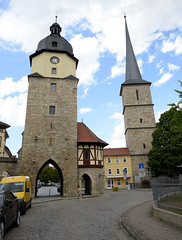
[115,157,119,163]
[123,157,127,163]
[107,157,111,164]
[107,180,114,189]
[116,168,120,175]
[117,179,121,186]
[123,167,128,174]
[108,168,112,175]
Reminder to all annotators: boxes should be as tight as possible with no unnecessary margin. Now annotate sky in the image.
[0,0,181,155]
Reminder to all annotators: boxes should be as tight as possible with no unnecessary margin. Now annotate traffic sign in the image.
[139,163,144,169]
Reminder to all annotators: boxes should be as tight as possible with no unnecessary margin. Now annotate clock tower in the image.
[20,18,79,197]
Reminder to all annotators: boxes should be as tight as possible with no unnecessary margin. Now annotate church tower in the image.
[20,18,79,197]
[120,17,156,181]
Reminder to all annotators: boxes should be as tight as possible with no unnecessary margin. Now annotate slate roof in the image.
[120,17,150,95]
[77,122,108,146]
[29,21,79,67]
[103,148,130,156]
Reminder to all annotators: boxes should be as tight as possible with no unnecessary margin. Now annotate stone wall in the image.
[19,75,78,197]
[78,168,104,196]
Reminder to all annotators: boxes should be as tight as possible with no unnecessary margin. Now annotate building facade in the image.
[0,121,10,158]
[77,122,108,195]
[120,17,156,182]
[103,148,133,189]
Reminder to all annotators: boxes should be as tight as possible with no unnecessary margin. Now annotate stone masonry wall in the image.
[20,76,78,197]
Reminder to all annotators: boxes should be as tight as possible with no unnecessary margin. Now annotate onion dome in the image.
[36,21,73,56]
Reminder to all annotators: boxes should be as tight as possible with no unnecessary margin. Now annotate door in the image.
[107,180,114,189]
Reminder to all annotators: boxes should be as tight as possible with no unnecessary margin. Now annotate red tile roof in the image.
[103,148,130,156]
[77,122,108,146]
[0,121,10,129]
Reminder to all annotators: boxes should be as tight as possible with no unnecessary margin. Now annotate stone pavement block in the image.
[120,200,182,240]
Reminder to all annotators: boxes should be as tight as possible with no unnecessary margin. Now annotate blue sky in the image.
[0,0,181,155]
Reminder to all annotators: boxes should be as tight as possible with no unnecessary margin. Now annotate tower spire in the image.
[124,16,142,83]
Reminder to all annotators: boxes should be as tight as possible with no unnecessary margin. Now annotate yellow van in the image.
[0,176,32,214]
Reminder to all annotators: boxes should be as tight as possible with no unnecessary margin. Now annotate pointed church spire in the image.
[123,16,150,85]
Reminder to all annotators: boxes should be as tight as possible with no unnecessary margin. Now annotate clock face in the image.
[50,56,60,64]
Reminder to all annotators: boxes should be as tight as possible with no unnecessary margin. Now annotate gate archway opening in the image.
[35,159,63,197]
[82,174,92,195]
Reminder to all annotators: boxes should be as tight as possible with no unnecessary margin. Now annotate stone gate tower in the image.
[120,17,156,180]
[20,18,79,197]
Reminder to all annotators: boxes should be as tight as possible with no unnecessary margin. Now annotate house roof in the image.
[77,122,108,146]
[0,121,10,129]
[103,148,130,156]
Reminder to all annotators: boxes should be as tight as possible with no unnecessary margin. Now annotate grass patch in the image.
[159,194,182,215]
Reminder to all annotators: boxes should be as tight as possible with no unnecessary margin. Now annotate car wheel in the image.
[0,222,4,240]
[14,210,20,227]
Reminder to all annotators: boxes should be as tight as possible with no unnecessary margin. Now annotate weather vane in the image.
[55,11,58,23]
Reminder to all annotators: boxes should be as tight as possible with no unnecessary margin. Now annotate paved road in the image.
[5,189,153,240]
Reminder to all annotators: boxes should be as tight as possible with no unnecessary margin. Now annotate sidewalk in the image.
[119,200,182,240]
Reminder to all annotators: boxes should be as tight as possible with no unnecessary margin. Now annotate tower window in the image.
[52,68,57,74]
[49,106,55,115]
[143,144,146,149]
[140,118,143,123]
[51,83,56,91]
[52,41,58,47]
[136,90,139,100]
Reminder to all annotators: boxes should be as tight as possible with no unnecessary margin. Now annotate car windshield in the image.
[0,194,3,206]
[0,182,24,192]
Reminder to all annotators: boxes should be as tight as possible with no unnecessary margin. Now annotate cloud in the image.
[0,76,28,98]
[0,93,27,127]
[70,34,100,86]
[153,72,173,86]
[107,121,126,148]
[79,107,92,114]
[81,88,89,98]
[110,112,123,120]
[148,54,156,63]
[168,63,180,71]
[109,62,125,79]
[161,36,182,55]
[0,76,28,127]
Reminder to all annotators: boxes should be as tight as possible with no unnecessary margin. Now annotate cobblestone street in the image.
[4,189,152,240]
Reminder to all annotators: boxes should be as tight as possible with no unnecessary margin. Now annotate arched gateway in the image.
[35,159,63,197]
[18,19,79,197]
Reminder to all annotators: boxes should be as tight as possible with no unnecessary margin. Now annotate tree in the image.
[147,82,182,177]
[39,165,61,184]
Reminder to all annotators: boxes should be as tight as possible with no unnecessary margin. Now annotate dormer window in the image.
[52,41,58,47]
